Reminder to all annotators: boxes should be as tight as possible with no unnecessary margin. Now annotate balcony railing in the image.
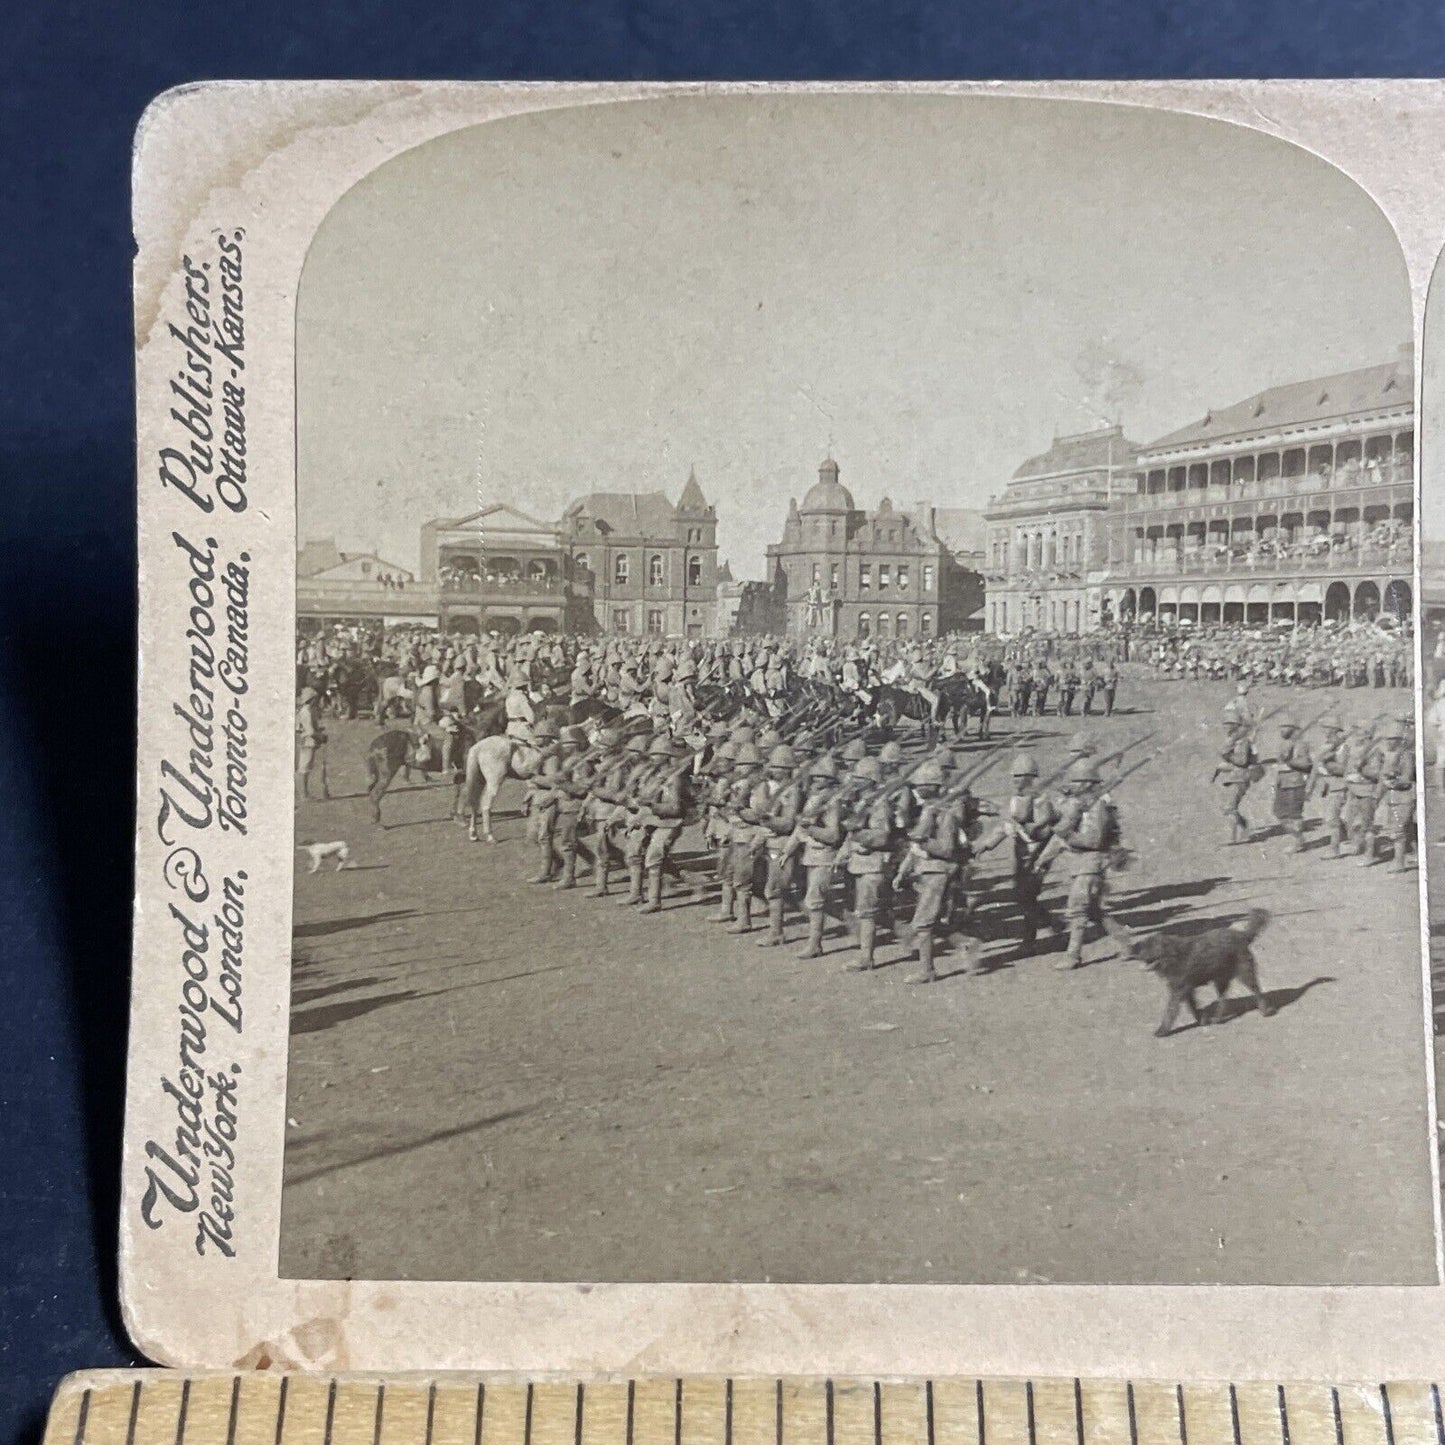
[297,574,578,616]
[1100,544,1410,580]
[1121,462,1412,512]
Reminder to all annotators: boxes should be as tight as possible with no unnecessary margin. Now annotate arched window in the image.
[649,554,664,586]
[857,612,871,639]
[896,612,908,637]
[614,553,630,586]
[574,552,590,571]
[687,554,702,586]
[920,611,933,635]
[923,564,934,592]
[812,563,821,585]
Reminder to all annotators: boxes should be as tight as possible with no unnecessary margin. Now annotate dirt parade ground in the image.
[279,672,1437,1286]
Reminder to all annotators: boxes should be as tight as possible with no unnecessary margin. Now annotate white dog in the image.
[298,840,351,873]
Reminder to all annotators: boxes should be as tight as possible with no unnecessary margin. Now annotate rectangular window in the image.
[859,563,871,590]
[612,609,630,633]
[687,555,702,586]
[829,563,839,589]
[647,609,664,635]
[878,564,890,590]
[812,562,821,585]
[923,564,934,592]
[897,565,909,591]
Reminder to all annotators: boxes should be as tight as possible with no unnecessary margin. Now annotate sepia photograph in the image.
[278,93,1432,1289]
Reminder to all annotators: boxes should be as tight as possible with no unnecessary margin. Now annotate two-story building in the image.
[560,470,720,638]
[982,426,1140,634]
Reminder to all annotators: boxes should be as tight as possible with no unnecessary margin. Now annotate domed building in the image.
[765,457,981,640]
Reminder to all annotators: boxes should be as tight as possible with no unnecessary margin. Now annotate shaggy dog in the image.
[1134,908,1274,1037]
[298,840,351,873]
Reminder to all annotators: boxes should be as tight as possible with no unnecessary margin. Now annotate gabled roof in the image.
[1012,426,1137,481]
[677,468,710,514]
[1143,352,1414,453]
[309,551,411,579]
[436,502,558,533]
[564,491,679,536]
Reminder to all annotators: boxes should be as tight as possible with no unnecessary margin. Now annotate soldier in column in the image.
[620,733,671,905]
[794,753,847,958]
[1035,756,1135,971]
[1364,714,1415,871]
[640,737,695,913]
[551,725,601,890]
[1341,718,1383,859]
[1270,715,1312,853]
[702,741,736,894]
[522,717,565,884]
[1213,702,1258,845]
[975,750,1061,958]
[747,742,804,947]
[896,758,975,984]
[720,742,765,932]
[590,731,648,897]
[1309,714,1348,856]
[842,756,895,971]
[1059,660,1080,718]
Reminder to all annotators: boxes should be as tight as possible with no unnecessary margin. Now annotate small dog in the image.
[1134,908,1274,1037]
[298,840,351,873]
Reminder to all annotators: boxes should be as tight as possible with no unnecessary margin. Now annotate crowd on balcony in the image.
[437,560,563,592]
[1137,619,1411,689]
[1133,518,1413,572]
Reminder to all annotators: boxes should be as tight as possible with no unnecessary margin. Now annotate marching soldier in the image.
[1270,715,1312,853]
[590,731,649,897]
[640,737,694,913]
[1059,662,1081,718]
[747,743,804,947]
[1100,659,1119,716]
[702,742,736,890]
[842,756,894,971]
[550,724,595,889]
[795,754,847,958]
[1213,703,1258,845]
[1035,756,1135,971]
[1310,714,1348,857]
[522,717,566,884]
[620,733,672,905]
[1365,714,1415,871]
[896,758,976,985]
[295,685,329,801]
[975,750,1060,958]
[720,741,765,931]
[1341,719,1381,859]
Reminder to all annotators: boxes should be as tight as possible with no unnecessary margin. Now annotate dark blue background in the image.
[4,4,1445,1444]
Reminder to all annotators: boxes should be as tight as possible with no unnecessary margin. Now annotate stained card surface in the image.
[128,80,1445,1375]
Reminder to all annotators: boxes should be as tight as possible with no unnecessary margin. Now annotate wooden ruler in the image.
[40,1375,1445,1445]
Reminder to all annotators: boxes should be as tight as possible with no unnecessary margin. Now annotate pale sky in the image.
[297,93,1410,577]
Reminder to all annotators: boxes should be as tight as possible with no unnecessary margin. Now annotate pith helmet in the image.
[1010,751,1040,778]
[840,737,869,762]
[1067,756,1101,786]
[624,733,650,754]
[1379,717,1406,742]
[758,727,784,750]
[878,741,904,764]
[733,743,762,767]
[714,741,736,764]
[730,724,756,746]
[559,725,587,748]
[852,757,882,782]
[1067,730,1095,756]
[1319,715,1344,734]
[532,717,559,741]
[767,744,796,770]
[933,745,957,769]
[809,753,839,780]
[647,734,674,757]
[911,759,946,788]
[1277,715,1299,734]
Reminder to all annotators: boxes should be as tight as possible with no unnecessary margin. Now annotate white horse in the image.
[462,734,543,842]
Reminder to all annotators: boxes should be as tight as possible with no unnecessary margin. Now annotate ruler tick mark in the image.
[178,1380,192,1445]
[374,1385,385,1445]
[1277,1387,1290,1445]
[1075,1380,1084,1445]
[575,1384,584,1445]
[1178,1385,1188,1445]
[1229,1387,1242,1445]
[125,1382,142,1445]
[325,1381,338,1445]
[1432,1384,1444,1445]
[74,1390,92,1445]
[977,1380,986,1445]
[226,1378,241,1445]
[426,1385,436,1445]
[274,1378,287,1445]
[1381,1386,1396,1445]
[1127,1385,1138,1445]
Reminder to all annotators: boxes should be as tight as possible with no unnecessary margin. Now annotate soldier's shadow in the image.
[1107,875,1234,932]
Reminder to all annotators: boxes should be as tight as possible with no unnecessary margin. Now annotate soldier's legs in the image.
[728,842,758,933]
[621,825,648,902]
[906,872,950,984]
[527,814,558,884]
[552,812,581,889]
[640,825,680,913]
[800,865,830,958]
[296,741,317,800]
[1323,794,1345,857]
[1222,783,1249,844]
[1057,875,1095,970]
[847,872,883,970]
[758,853,790,947]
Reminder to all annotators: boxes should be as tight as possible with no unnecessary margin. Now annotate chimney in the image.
[914,501,936,537]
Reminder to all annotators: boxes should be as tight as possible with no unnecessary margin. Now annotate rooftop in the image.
[1012,425,1138,481]
[1143,348,1414,454]
[564,491,680,536]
